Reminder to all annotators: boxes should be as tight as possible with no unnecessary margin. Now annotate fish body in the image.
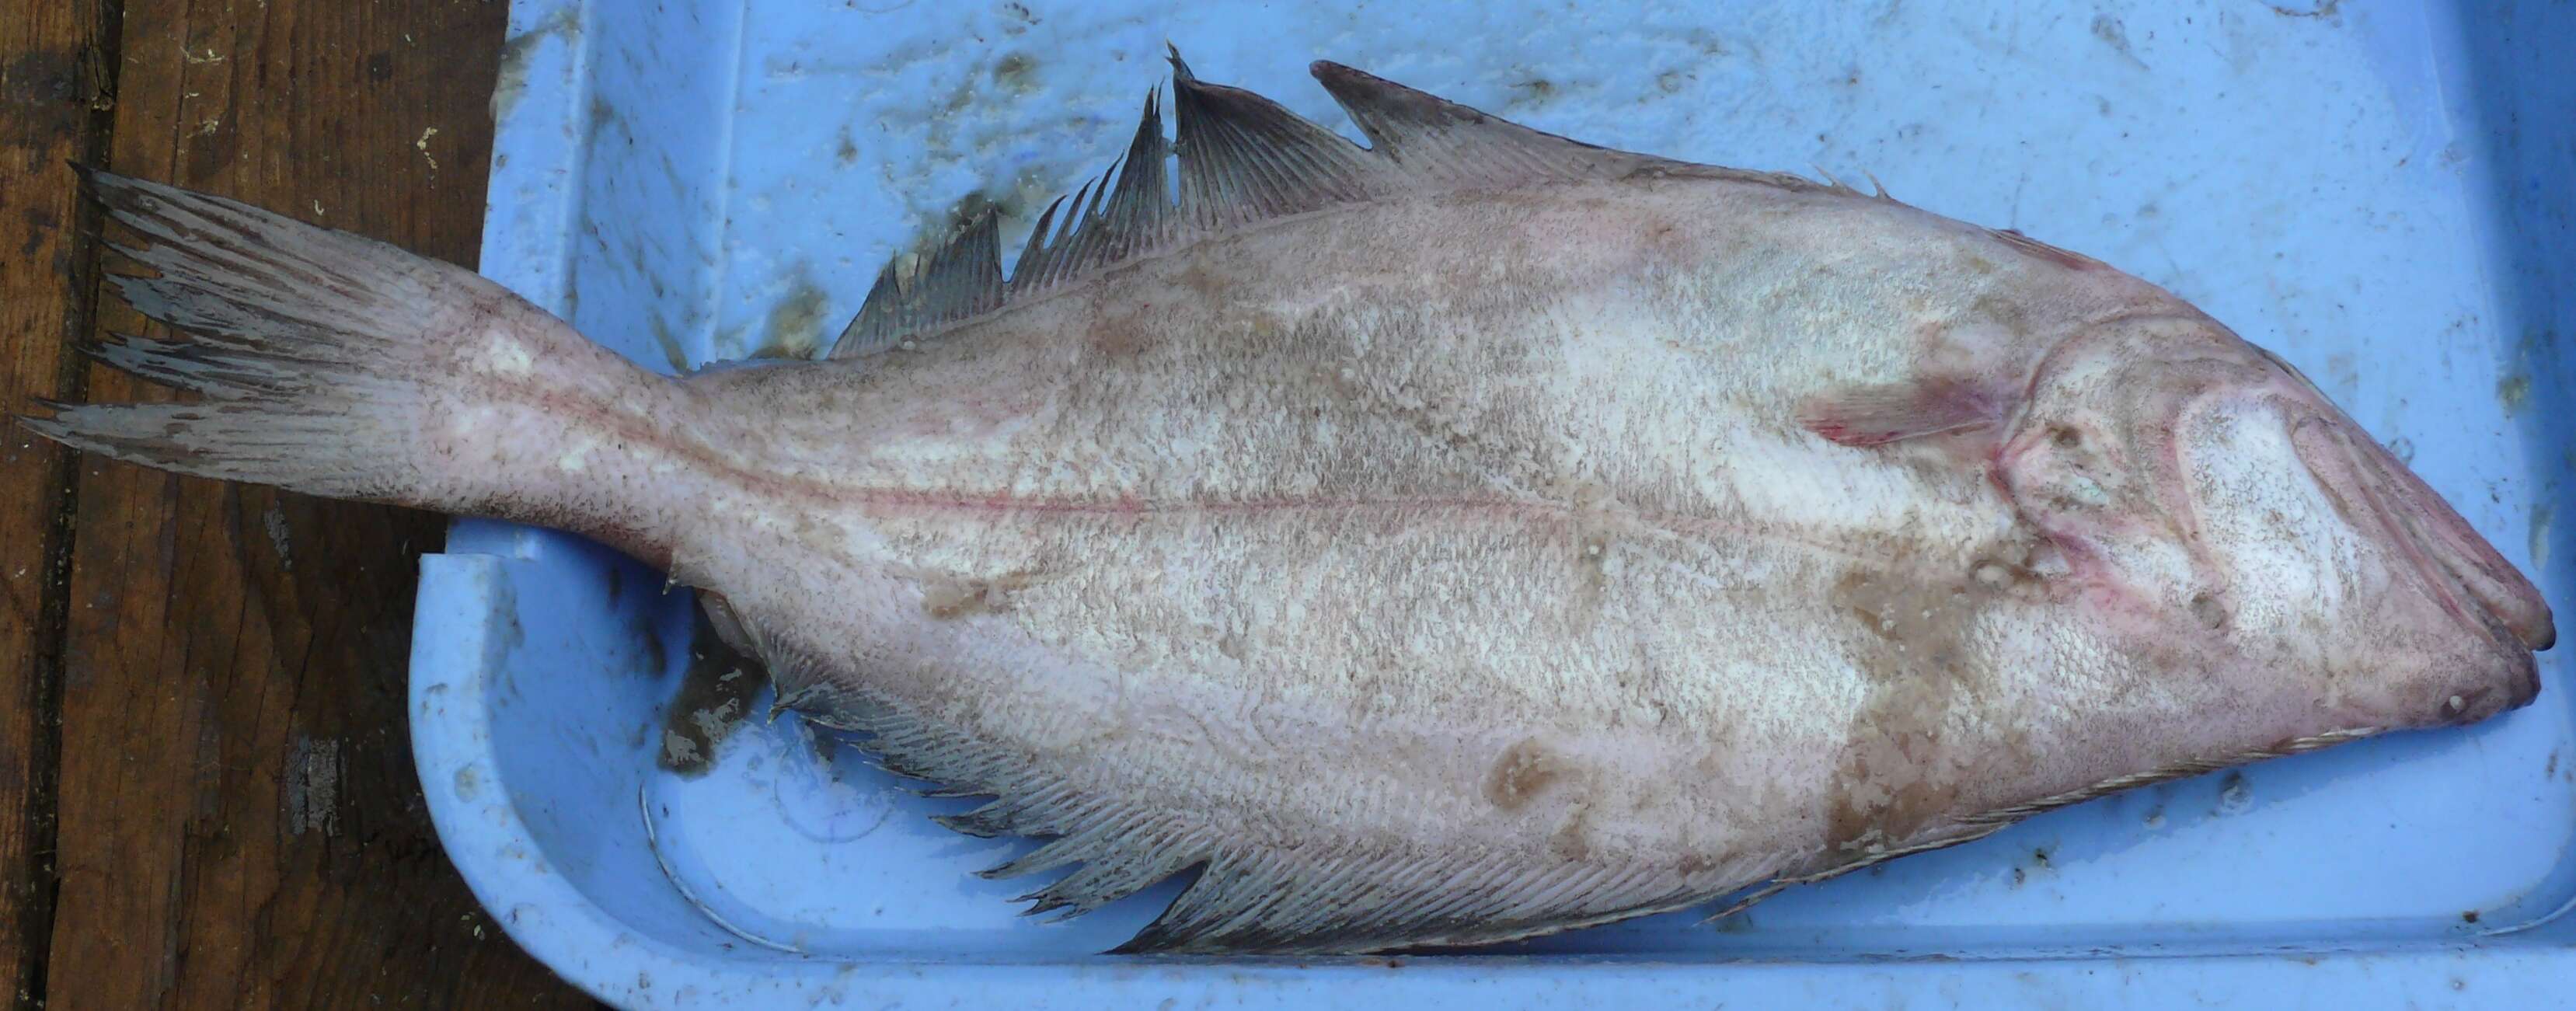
[26,57,2551,953]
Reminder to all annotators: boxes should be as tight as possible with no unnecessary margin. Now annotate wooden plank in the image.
[0,1,116,1004]
[39,1,594,1006]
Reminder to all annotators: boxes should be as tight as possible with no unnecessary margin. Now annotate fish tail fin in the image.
[21,168,685,557]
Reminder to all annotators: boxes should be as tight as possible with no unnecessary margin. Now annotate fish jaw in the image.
[2282,409,2549,723]
[2313,403,2553,653]
[2003,312,2550,736]
[2231,343,2554,659]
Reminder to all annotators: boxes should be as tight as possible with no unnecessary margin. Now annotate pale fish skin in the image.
[23,57,2552,954]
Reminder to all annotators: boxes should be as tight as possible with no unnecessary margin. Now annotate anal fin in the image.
[744,611,1752,954]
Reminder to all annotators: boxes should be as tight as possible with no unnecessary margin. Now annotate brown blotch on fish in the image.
[1829,562,1993,676]
[1820,555,2000,853]
[1547,802,1595,861]
[2190,591,2228,630]
[1968,291,2033,338]
[1176,260,1228,301]
[1483,737,1565,811]
[1823,720,1964,856]
[920,572,1034,619]
[1085,298,1154,358]
[1567,531,1614,627]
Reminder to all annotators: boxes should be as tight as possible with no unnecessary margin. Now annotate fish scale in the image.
[18,52,2550,954]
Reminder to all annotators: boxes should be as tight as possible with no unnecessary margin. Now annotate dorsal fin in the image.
[834,208,1003,357]
[1009,87,1178,296]
[1166,52,1393,229]
[828,53,1847,359]
[1307,61,1660,188]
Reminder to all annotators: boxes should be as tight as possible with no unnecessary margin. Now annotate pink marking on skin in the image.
[520,371,2050,593]
[1800,377,2001,448]
[810,484,1967,573]
[856,490,1597,521]
[514,375,1928,564]
[1987,419,2156,626]
[1803,420,1885,447]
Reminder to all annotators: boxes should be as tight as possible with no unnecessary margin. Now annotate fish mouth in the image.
[2302,418,2557,657]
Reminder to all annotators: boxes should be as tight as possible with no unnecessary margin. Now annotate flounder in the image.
[21,54,2551,953]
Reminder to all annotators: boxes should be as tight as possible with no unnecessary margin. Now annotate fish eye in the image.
[2051,426,2083,449]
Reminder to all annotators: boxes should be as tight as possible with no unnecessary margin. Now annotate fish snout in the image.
[2165,378,2547,726]
[2238,343,2556,654]
[2294,416,2555,653]
[2273,410,2553,722]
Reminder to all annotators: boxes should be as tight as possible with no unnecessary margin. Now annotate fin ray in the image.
[747,613,1764,953]
[826,54,1846,359]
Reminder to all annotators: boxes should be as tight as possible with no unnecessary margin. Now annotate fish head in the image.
[1996,312,2552,730]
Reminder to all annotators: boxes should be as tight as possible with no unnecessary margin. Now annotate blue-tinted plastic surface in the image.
[415,1,2576,1006]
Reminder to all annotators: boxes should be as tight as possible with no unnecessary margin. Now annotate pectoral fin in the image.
[1799,378,2003,448]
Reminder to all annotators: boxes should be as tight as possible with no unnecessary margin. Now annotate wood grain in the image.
[5,0,597,1006]
[1,2,116,1005]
